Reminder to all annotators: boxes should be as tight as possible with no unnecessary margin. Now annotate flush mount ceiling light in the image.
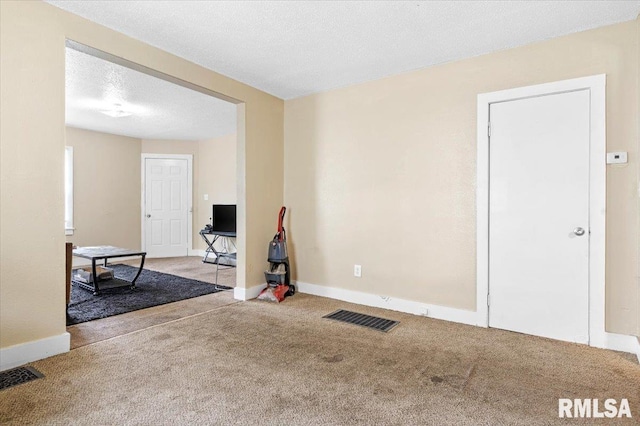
[71,99,147,118]
[100,103,134,118]
[100,109,133,118]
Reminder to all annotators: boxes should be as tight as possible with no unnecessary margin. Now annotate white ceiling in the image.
[66,47,237,140]
[50,1,639,100]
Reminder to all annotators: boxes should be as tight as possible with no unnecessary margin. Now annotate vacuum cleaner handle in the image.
[277,206,286,240]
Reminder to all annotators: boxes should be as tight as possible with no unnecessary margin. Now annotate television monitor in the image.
[211,204,236,233]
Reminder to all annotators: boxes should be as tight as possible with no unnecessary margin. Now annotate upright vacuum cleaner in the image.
[263,206,295,299]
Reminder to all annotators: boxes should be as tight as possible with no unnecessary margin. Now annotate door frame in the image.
[476,74,606,347]
[141,153,194,257]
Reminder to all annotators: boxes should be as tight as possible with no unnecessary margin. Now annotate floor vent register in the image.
[0,366,44,391]
[323,309,399,332]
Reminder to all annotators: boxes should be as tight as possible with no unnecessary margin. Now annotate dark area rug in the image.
[67,264,230,325]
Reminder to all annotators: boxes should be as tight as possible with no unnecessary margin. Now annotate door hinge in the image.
[487,293,490,307]
[488,122,491,137]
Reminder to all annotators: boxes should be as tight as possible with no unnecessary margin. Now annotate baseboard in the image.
[294,281,640,358]
[600,333,640,361]
[294,281,478,326]
[188,249,206,257]
[234,283,266,301]
[0,332,70,371]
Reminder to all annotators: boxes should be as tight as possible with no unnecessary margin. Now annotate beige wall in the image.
[0,1,283,351]
[66,127,142,250]
[285,21,640,336]
[62,131,236,255]
[197,134,238,251]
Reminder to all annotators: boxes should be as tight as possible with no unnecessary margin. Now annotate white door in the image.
[488,90,590,344]
[144,158,189,257]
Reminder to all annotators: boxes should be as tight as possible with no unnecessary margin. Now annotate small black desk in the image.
[72,246,146,295]
[199,229,237,266]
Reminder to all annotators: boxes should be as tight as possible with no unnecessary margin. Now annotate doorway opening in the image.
[64,40,245,348]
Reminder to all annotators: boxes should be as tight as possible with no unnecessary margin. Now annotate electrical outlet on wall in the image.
[606,152,627,164]
[203,194,209,201]
[354,264,362,277]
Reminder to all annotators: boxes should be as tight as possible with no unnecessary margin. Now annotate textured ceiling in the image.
[50,1,639,100]
[66,48,236,140]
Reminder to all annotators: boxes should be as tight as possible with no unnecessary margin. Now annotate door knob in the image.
[573,227,585,236]
[146,214,151,218]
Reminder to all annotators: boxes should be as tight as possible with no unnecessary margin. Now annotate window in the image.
[65,146,74,235]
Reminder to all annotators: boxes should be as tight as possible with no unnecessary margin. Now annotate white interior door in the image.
[144,158,189,257]
[488,90,590,344]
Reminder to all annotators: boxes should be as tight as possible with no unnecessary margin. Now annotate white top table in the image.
[72,246,146,295]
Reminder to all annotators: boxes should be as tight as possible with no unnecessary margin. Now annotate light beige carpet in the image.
[132,256,236,287]
[67,292,238,349]
[3,294,639,425]
[68,256,236,349]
